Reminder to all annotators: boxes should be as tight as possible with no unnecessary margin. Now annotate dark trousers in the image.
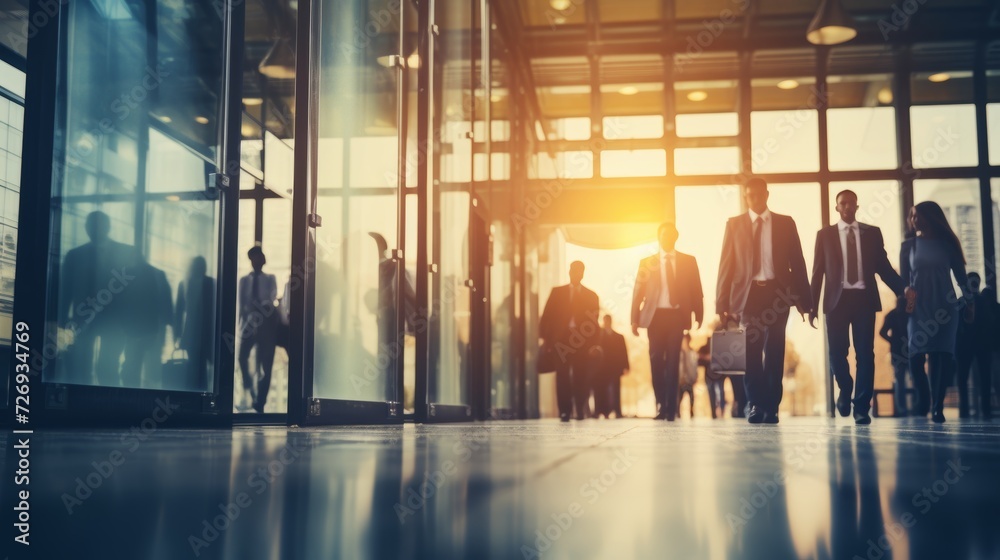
[647,309,685,419]
[611,375,622,417]
[742,282,791,414]
[556,358,591,418]
[925,352,952,416]
[707,378,726,418]
[238,315,277,412]
[909,353,932,415]
[956,343,992,417]
[891,353,910,416]
[730,377,747,417]
[593,370,617,417]
[825,290,877,413]
[70,326,127,386]
[679,385,695,418]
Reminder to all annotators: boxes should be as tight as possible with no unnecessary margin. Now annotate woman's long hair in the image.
[914,201,965,264]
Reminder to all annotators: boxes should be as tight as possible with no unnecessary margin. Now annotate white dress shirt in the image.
[658,249,677,309]
[838,220,866,289]
[239,270,278,320]
[748,209,775,281]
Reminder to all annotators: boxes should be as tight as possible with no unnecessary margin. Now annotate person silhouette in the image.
[175,256,216,391]
[120,258,173,388]
[238,246,278,412]
[58,210,140,386]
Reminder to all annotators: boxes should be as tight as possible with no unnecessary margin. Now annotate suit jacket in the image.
[540,283,600,351]
[598,329,629,377]
[716,211,812,316]
[810,222,904,314]
[631,251,704,329]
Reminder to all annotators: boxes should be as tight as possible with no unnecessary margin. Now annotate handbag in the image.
[537,341,559,374]
[711,324,746,375]
[161,348,192,390]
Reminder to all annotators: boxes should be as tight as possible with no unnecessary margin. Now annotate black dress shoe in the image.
[654,412,667,420]
[747,406,765,424]
[932,411,946,423]
[763,411,779,424]
[854,411,872,425]
[560,414,570,422]
[837,388,852,417]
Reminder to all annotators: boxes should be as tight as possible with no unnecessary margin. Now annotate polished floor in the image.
[9,415,1000,559]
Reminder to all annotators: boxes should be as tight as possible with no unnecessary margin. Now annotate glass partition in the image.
[310,0,401,406]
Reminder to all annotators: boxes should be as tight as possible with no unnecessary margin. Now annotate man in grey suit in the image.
[717,178,813,424]
[809,189,905,424]
[631,222,704,421]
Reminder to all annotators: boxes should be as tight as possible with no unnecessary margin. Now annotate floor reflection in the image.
[18,418,1000,559]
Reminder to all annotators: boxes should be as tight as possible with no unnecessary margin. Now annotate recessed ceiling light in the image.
[686,90,708,102]
[777,79,799,90]
[166,195,181,202]
[618,86,639,95]
[195,116,209,124]
[877,87,893,104]
[549,0,571,10]
[244,97,264,106]
[928,72,950,83]
[156,115,172,123]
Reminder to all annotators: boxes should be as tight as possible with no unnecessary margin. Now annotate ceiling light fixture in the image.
[195,116,209,124]
[928,72,951,83]
[244,97,264,107]
[877,87,893,104]
[686,91,708,102]
[806,0,857,45]
[259,38,295,79]
[777,79,799,90]
[549,0,572,10]
[618,86,639,95]
[156,115,172,124]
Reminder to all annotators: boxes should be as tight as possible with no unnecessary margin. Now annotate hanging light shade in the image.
[806,0,858,45]
[259,38,295,79]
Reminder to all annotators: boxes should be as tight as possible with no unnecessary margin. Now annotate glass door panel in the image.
[38,0,240,423]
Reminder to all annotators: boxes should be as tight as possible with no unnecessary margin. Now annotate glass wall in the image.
[44,0,226,393]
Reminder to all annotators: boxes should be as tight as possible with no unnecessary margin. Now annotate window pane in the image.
[827,107,897,171]
[601,149,666,178]
[548,117,590,140]
[911,71,974,105]
[674,147,740,175]
[676,112,739,138]
[604,115,663,139]
[914,179,984,280]
[910,105,979,169]
[988,104,1000,166]
[750,110,820,173]
[531,151,593,179]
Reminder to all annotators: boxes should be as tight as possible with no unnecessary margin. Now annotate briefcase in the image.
[537,341,559,374]
[711,327,746,375]
[161,348,193,390]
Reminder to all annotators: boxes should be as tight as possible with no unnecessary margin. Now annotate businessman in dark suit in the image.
[540,261,601,421]
[631,222,704,421]
[810,189,905,424]
[595,314,630,418]
[717,178,813,424]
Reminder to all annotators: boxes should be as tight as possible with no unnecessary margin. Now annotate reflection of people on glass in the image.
[540,261,600,422]
[175,256,215,391]
[58,210,139,386]
[809,189,905,424]
[901,201,974,423]
[955,272,995,419]
[594,314,629,419]
[238,246,278,413]
[829,434,887,559]
[121,259,173,388]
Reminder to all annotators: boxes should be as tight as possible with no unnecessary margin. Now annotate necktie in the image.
[251,273,260,306]
[752,217,763,277]
[664,254,677,307]
[847,226,859,285]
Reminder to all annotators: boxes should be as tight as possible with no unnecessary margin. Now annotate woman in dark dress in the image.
[900,201,974,423]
